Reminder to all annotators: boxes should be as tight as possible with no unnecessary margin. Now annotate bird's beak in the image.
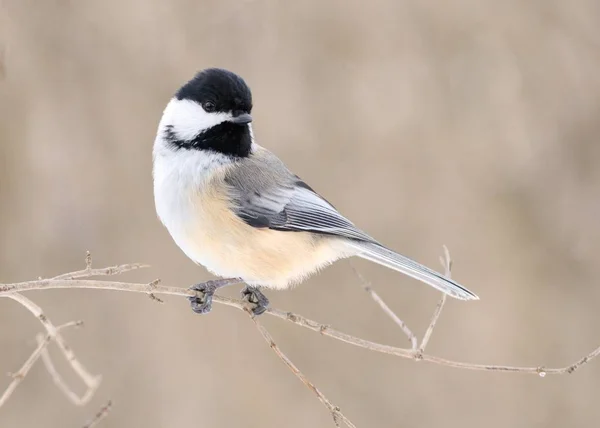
[230,113,253,125]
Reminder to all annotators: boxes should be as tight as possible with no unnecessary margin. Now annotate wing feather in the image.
[221,147,478,301]
[223,151,373,241]
[237,182,374,241]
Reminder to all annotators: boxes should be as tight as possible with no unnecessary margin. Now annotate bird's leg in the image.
[188,278,242,314]
[241,285,270,316]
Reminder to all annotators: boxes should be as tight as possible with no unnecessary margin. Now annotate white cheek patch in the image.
[158,98,232,141]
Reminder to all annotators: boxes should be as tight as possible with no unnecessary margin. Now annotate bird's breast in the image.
[153,153,344,288]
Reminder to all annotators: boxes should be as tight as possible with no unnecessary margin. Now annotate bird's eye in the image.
[202,101,216,112]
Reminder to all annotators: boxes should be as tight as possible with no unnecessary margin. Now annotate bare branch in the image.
[1,293,100,408]
[0,334,51,408]
[51,253,149,281]
[250,311,356,428]
[36,324,97,406]
[4,293,101,388]
[418,295,446,354]
[419,246,453,353]
[2,275,599,376]
[82,400,113,428]
[0,321,80,407]
[146,278,165,304]
[351,265,417,350]
[2,252,600,426]
[0,252,144,409]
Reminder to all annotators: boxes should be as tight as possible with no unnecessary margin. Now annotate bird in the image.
[152,68,478,315]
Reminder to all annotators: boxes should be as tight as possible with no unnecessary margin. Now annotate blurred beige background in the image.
[1,0,600,427]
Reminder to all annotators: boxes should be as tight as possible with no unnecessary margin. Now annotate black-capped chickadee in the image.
[153,68,478,315]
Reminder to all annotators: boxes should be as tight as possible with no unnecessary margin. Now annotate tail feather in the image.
[347,241,478,301]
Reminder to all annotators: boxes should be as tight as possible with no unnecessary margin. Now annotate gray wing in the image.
[224,148,375,242]
[223,147,479,301]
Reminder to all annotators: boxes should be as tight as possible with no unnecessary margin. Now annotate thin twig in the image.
[0,253,144,409]
[0,335,51,408]
[1,277,599,376]
[0,322,80,407]
[146,279,164,304]
[419,295,446,354]
[36,322,98,405]
[51,254,149,281]
[82,400,113,428]
[250,312,356,428]
[351,265,417,350]
[419,246,453,353]
[4,293,101,391]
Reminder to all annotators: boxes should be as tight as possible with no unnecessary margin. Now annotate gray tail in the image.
[346,241,478,301]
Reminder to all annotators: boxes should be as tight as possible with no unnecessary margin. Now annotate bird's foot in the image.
[188,278,241,314]
[241,286,270,316]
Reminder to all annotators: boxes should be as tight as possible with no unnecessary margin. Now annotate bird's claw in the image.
[241,286,269,316]
[187,278,242,315]
[188,281,217,314]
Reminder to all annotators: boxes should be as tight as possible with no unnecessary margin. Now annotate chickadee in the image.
[153,68,478,315]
